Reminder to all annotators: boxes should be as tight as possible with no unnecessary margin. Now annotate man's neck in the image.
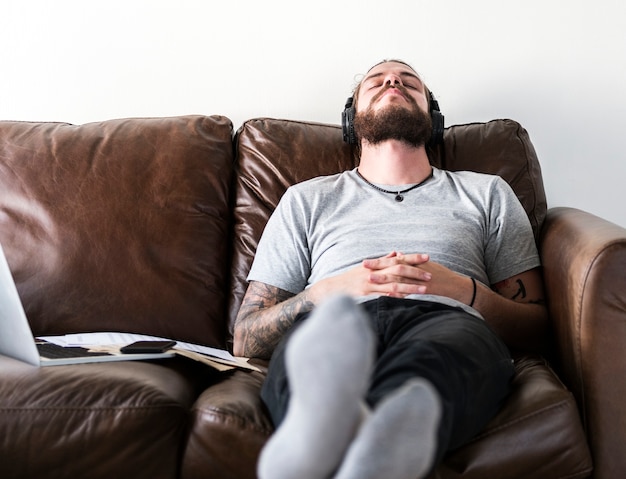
[357,140,432,185]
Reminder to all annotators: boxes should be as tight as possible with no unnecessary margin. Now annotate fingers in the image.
[363,252,432,284]
[327,252,434,299]
[363,252,429,270]
[365,253,432,298]
[396,252,430,265]
[368,275,428,297]
[368,265,432,284]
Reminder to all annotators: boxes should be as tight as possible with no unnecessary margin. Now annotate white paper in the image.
[37,332,236,362]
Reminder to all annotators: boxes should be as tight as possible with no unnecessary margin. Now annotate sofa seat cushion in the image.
[432,356,592,478]
[182,365,272,479]
[180,357,591,479]
[0,355,210,479]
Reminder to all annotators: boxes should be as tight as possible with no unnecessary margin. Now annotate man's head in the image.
[342,60,443,149]
[352,60,429,113]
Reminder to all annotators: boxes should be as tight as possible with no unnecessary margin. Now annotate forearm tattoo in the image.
[511,279,527,300]
[235,282,315,359]
[494,277,545,306]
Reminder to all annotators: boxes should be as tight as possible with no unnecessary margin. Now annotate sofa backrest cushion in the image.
[229,118,547,337]
[0,115,233,348]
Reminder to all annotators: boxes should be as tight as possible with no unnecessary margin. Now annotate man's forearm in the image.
[234,282,315,359]
[474,281,549,352]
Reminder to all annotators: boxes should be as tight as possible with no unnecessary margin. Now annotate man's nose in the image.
[384,74,402,87]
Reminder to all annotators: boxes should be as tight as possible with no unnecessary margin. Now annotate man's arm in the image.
[234,252,547,357]
[365,253,548,352]
[233,281,312,359]
[234,252,432,359]
[386,255,547,352]
[477,267,548,352]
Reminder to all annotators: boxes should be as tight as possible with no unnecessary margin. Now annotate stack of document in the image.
[38,332,258,372]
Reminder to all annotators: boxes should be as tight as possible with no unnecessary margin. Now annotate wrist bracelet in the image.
[469,277,477,307]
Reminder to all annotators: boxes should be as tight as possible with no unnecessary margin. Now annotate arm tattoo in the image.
[511,279,527,300]
[494,277,545,306]
[235,281,315,359]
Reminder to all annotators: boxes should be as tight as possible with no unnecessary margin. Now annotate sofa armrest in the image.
[540,206,626,479]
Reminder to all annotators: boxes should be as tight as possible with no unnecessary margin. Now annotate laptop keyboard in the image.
[37,342,112,359]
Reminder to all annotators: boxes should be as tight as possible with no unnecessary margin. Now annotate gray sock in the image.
[257,295,376,479]
[333,378,442,479]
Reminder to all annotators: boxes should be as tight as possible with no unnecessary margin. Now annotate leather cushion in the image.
[181,357,592,479]
[431,356,592,478]
[0,115,233,347]
[0,355,208,479]
[182,365,272,479]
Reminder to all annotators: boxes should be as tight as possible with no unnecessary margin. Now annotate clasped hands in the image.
[313,251,472,304]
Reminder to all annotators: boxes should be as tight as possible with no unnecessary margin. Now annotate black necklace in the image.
[356,169,434,202]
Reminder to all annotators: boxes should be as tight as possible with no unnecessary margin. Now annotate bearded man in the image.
[234,60,548,479]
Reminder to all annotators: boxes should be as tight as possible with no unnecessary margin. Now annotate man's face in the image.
[355,61,429,114]
[353,61,432,147]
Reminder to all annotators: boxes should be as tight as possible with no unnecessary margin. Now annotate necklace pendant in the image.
[395,194,404,202]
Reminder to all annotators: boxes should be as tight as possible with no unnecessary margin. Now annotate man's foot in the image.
[257,295,376,479]
[333,378,442,479]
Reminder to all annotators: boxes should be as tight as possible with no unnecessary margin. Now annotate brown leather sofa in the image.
[0,114,623,479]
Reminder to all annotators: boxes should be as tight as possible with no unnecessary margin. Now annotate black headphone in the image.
[341,90,445,146]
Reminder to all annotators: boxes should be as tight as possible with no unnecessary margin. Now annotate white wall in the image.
[2,0,625,227]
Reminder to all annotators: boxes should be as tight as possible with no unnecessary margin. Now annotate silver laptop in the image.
[0,243,175,366]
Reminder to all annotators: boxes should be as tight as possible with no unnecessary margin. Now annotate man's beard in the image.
[353,94,433,148]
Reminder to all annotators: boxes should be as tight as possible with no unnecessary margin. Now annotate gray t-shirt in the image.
[248,167,540,317]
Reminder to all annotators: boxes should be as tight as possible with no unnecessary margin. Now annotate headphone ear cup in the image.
[430,109,445,145]
[342,97,357,144]
[428,91,445,145]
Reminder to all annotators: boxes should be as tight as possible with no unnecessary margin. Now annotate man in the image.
[234,60,548,479]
